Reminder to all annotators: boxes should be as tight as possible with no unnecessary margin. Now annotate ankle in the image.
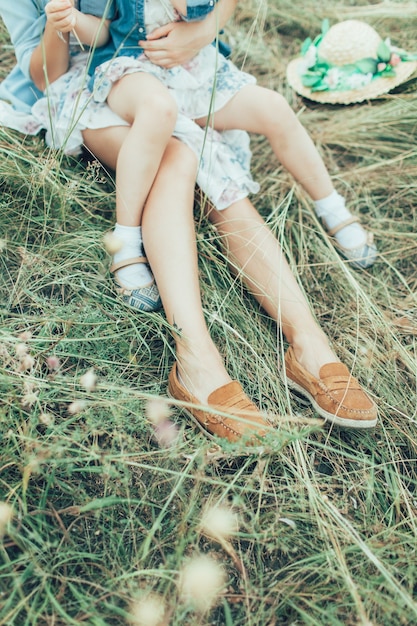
[176,345,231,403]
[111,224,153,289]
[314,192,367,250]
[289,332,339,378]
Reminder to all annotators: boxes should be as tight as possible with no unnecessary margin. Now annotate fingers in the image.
[141,47,175,68]
[140,38,168,52]
[46,0,76,32]
[144,23,175,41]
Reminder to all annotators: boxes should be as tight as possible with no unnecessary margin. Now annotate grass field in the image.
[1,1,417,624]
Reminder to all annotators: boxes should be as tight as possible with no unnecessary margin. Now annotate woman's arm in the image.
[140,0,238,68]
[30,0,110,91]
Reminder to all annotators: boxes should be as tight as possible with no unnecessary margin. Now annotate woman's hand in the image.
[45,0,76,34]
[140,20,213,68]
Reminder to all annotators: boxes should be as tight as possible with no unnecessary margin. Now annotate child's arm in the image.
[30,0,110,91]
[141,0,237,68]
[46,0,111,48]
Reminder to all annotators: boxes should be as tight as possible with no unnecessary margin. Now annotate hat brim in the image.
[286,57,417,104]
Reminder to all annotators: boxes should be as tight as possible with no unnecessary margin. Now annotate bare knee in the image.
[139,90,178,132]
[262,90,298,132]
[164,139,198,181]
[109,74,178,132]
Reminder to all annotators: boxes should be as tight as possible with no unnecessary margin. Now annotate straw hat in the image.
[287,20,417,104]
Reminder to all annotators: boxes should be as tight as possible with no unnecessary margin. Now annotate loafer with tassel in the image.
[283,347,378,428]
[168,363,270,443]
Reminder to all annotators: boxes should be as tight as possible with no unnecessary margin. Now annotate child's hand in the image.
[45,0,77,33]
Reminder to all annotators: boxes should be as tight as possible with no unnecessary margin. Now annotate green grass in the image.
[1,1,417,624]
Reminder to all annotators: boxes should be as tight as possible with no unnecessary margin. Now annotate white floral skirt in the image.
[92,43,259,210]
[0,47,260,210]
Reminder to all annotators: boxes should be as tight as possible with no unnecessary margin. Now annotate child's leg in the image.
[105,73,177,289]
[107,72,177,226]
[196,85,376,268]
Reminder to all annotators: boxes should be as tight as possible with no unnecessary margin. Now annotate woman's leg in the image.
[207,197,378,427]
[83,129,269,437]
[141,139,234,403]
[206,197,337,378]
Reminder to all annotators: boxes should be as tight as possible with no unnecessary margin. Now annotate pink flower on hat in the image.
[390,53,401,67]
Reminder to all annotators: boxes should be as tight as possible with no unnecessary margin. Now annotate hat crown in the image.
[318,20,382,66]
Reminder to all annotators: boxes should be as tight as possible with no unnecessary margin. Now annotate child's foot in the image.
[111,257,162,312]
[314,191,377,269]
[109,224,162,312]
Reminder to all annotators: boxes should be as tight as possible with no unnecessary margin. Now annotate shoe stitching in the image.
[312,380,375,415]
[169,381,248,437]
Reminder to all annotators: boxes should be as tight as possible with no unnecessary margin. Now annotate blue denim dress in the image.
[88,0,219,75]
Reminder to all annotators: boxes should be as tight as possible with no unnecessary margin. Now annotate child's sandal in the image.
[327,216,377,270]
[111,257,162,312]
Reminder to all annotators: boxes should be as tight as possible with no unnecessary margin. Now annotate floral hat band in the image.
[286,19,417,104]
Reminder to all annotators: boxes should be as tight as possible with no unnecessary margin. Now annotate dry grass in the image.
[1,1,417,624]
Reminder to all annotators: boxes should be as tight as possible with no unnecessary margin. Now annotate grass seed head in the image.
[39,412,55,426]
[46,355,61,371]
[145,397,171,425]
[154,420,179,448]
[21,391,38,408]
[79,368,97,392]
[200,505,239,541]
[68,400,87,415]
[0,502,13,539]
[179,554,226,612]
[15,343,29,358]
[18,354,35,371]
[129,594,167,626]
[18,331,32,341]
[103,232,124,255]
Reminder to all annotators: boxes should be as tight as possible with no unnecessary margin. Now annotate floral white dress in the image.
[0,0,260,210]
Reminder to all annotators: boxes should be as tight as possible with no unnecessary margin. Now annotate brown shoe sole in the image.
[284,375,378,428]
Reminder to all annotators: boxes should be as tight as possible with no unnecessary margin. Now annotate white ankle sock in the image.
[314,190,366,250]
[112,224,153,289]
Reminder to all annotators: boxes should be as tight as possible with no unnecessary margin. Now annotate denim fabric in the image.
[0,0,114,111]
[88,0,218,76]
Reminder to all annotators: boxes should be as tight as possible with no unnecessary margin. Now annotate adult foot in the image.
[283,346,378,428]
[168,362,269,443]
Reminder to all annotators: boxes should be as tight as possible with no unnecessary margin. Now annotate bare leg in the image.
[206,197,339,378]
[106,73,177,226]
[83,126,233,401]
[197,83,376,269]
[196,85,333,201]
[142,140,233,402]
[83,75,177,292]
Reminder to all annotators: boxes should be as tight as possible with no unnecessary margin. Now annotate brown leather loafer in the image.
[283,347,378,428]
[168,363,270,443]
